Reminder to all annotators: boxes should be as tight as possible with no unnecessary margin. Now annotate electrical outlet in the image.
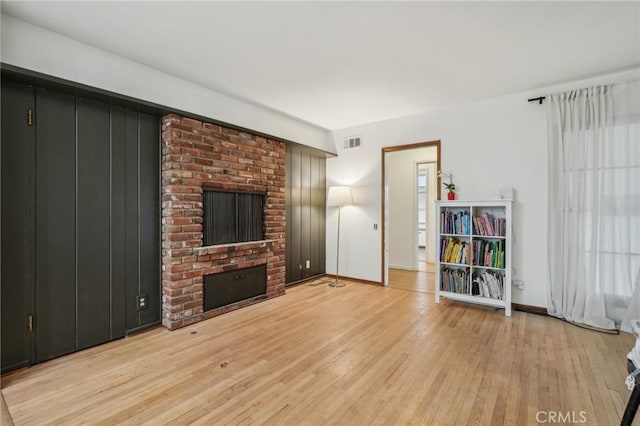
[305,260,311,269]
[513,280,524,290]
[137,294,148,311]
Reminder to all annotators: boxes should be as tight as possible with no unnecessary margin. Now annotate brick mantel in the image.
[161,114,286,330]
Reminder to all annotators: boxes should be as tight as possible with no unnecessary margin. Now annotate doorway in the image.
[381,141,440,293]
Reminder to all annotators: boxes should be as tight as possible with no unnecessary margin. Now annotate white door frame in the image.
[381,141,441,286]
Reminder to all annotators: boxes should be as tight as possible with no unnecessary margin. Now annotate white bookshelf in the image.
[435,200,512,316]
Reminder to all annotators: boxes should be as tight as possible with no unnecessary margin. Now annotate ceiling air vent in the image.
[343,136,362,150]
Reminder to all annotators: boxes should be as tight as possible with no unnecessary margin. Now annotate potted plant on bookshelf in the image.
[438,171,456,200]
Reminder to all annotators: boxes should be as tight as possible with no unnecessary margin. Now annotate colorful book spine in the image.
[473,214,506,236]
[472,239,505,268]
[440,267,471,294]
[440,237,470,264]
[441,210,471,235]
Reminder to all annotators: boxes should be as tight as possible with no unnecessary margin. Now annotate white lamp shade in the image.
[327,185,354,207]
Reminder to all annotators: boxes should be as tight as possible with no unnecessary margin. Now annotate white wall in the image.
[0,15,335,154]
[386,147,437,270]
[424,163,437,263]
[327,67,640,307]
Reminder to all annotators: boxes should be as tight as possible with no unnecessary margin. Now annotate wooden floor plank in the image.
[1,391,13,426]
[388,266,435,294]
[1,277,635,425]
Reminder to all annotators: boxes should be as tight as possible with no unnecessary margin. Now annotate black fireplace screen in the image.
[203,189,264,246]
[203,264,267,311]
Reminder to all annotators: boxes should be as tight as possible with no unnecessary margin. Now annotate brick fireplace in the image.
[161,114,286,330]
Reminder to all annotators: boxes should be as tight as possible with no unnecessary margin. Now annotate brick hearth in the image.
[161,114,286,330]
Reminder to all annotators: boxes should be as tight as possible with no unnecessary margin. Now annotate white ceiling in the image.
[3,1,639,130]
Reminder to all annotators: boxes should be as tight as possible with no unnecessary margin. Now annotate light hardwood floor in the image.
[388,265,435,294]
[1,392,13,426]
[1,279,636,425]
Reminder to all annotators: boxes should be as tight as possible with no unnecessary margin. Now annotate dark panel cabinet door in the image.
[285,182,292,283]
[286,146,303,283]
[285,145,327,285]
[110,106,127,339]
[123,110,160,331]
[1,81,36,371]
[35,87,77,362]
[310,155,326,276]
[124,110,140,330]
[77,97,111,350]
[138,112,160,327]
[300,151,312,279]
[1,78,161,371]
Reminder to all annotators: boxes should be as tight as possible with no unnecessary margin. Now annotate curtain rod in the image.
[528,78,639,105]
[527,96,546,105]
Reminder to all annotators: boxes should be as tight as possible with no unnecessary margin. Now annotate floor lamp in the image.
[327,185,353,287]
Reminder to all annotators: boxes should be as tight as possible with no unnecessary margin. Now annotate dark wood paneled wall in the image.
[286,144,327,284]
[34,87,77,361]
[1,78,160,372]
[1,81,36,369]
[134,111,161,329]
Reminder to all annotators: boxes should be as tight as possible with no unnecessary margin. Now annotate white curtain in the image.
[547,81,640,332]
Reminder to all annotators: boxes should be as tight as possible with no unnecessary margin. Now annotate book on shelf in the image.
[483,213,495,236]
[472,239,505,268]
[472,270,504,300]
[441,267,470,294]
[440,237,469,264]
[472,213,506,237]
[440,210,471,235]
[441,264,505,299]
